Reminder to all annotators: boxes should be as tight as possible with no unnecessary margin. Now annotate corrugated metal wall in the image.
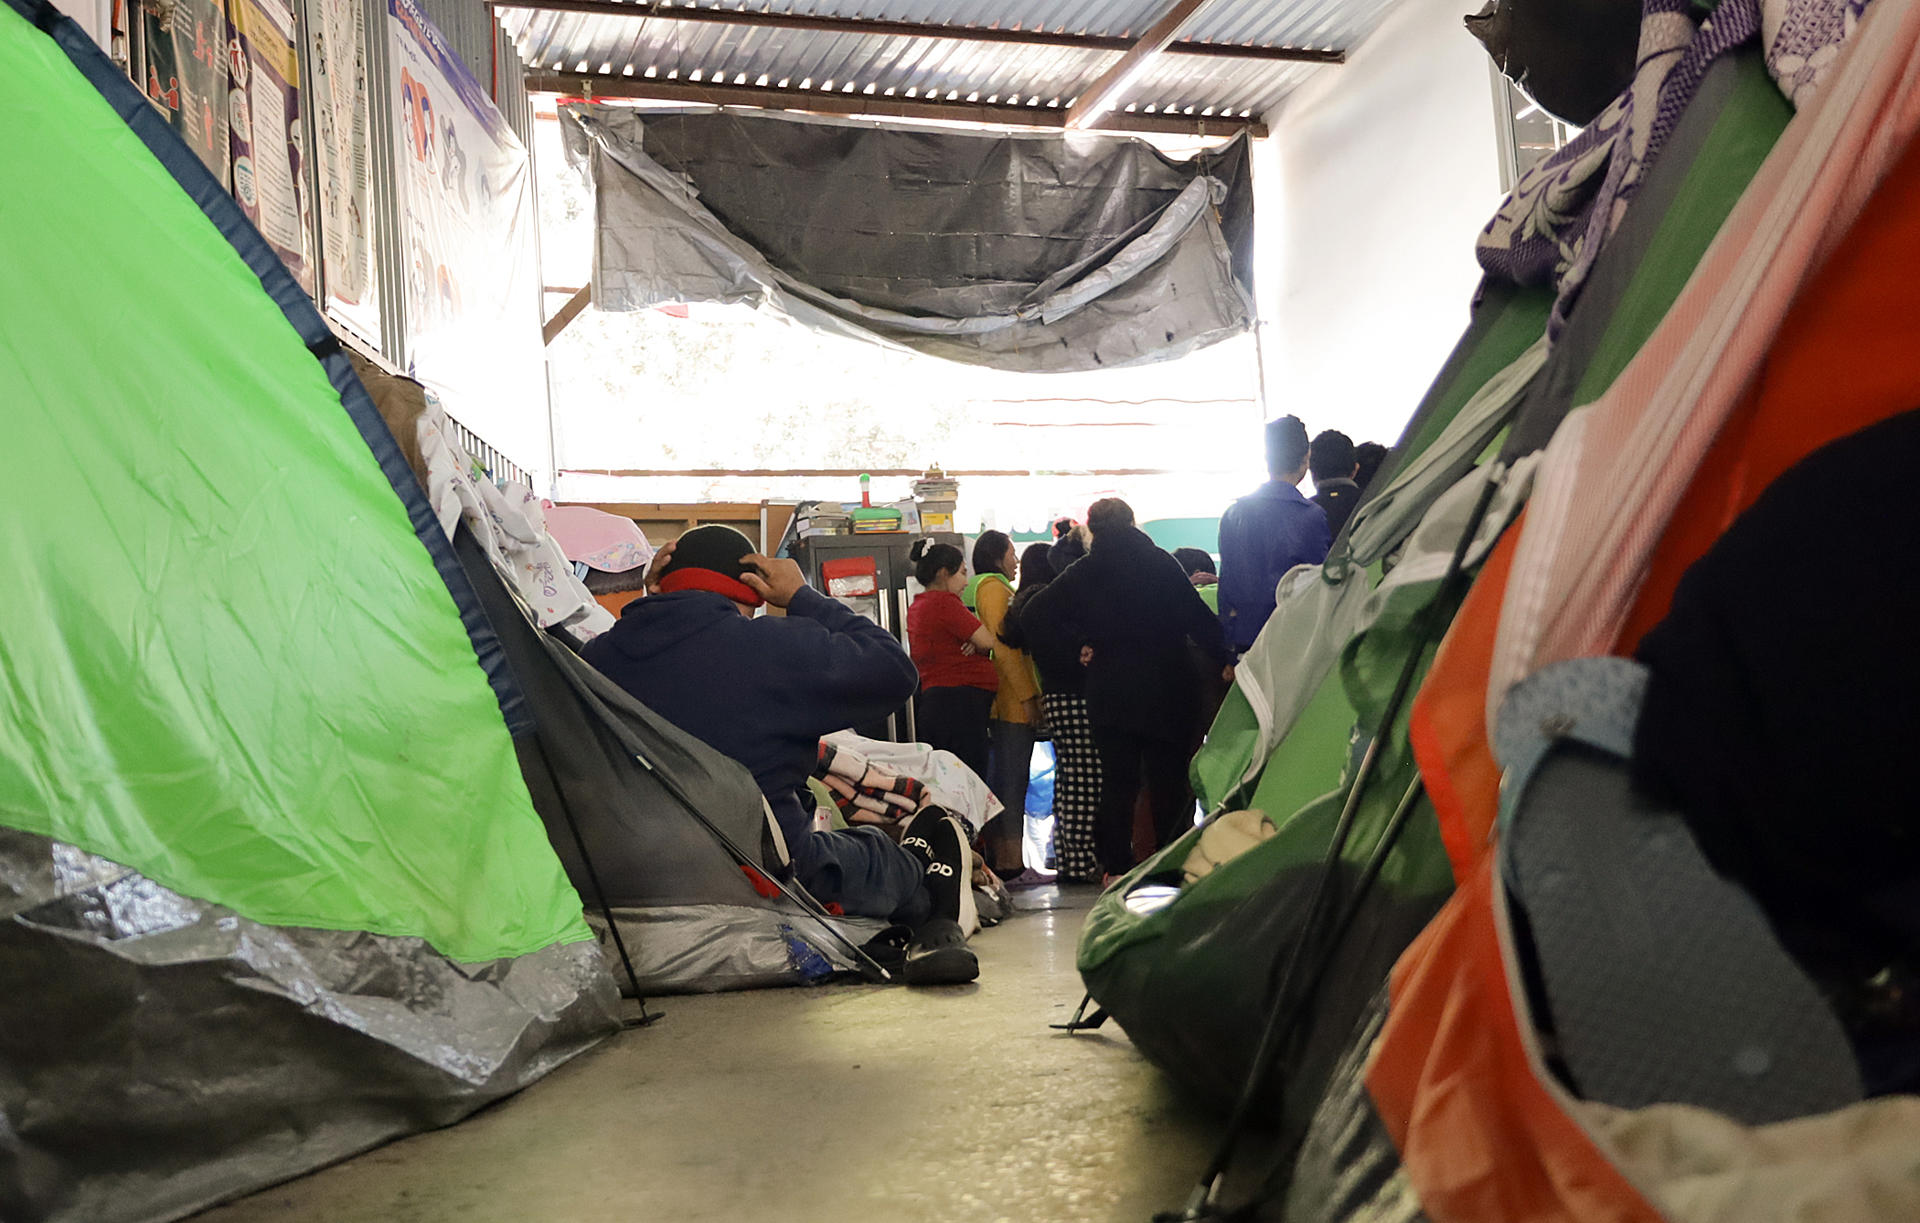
[417,0,535,146]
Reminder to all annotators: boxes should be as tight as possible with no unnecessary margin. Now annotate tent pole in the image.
[1162,471,1504,1222]
[533,735,664,1027]
[626,747,897,984]
[545,643,896,982]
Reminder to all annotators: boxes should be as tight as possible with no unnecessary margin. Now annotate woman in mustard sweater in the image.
[965,530,1041,879]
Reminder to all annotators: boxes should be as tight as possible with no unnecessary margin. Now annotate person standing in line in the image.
[1308,429,1364,542]
[1173,546,1220,613]
[905,539,998,788]
[1352,441,1390,495]
[1217,415,1331,654]
[1173,546,1231,732]
[1008,535,1101,884]
[1025,499,1234,881]
[963,530,1041,881]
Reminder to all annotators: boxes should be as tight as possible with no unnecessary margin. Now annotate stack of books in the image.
[851,506,904,534]
[912,471,959,535]
[795,504,853,537]
[911,474,959,502]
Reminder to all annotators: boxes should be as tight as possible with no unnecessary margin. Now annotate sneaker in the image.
[902,917,979,986]
[922,811,980,934]
[896,805,946,866]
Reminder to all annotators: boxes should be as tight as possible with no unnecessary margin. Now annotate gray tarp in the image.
[560,106,1256,372]
[0,827,619,1223]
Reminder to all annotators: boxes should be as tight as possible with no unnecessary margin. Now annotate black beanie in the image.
[657,524,763,606]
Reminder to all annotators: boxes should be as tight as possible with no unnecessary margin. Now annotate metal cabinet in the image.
[789,532,963,743]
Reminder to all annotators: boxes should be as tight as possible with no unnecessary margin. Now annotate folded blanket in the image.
[814,740,931,828]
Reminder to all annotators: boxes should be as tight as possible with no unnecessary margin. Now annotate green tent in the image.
[1074,45,1794,1215]
[0,4,618,1219]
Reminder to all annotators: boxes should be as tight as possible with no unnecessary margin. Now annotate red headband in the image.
[657,567,765,607]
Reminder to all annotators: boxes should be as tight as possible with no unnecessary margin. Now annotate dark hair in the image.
[1173,547,1215,578]
[1353,441,1390,492]
[909,538,964,588]
[1018,542,1055,588]
[1086,498,1135,535]
[1266,415,1310,477]
[583,566,648,596]
[1049,530,1087,573]
[971,529,1014,578]
[1308,429,1357,482]
[1052,517,1077,540]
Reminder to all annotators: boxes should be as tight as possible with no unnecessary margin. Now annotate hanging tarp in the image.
[560,105,1256,373]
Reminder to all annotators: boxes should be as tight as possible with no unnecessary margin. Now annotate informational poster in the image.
[144,0,230,178]
[387,0,547,477]
[310,0,380,344]
[226,0,312,293]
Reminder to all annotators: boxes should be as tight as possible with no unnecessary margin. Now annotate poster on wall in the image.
[143,0,230,178]
[310,0,380,345]
[226,0,312,293]
[387,0,547,478]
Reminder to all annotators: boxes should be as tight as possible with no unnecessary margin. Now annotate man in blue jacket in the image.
[1217,415,1332,653]
[581,525,977,985]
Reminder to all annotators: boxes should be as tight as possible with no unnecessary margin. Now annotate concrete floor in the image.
[194,887,1224,1223]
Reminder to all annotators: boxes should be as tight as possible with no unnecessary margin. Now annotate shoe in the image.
[902,917,979,986]
[1000,867,1057,889]
[896,805,947,865]
[900,807,978,936]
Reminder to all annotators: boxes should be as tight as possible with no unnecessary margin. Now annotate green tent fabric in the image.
[1188,283,1551,816]
[1078,47,1795,1146]
[1186,51,1790,822]
[0,2,588,963]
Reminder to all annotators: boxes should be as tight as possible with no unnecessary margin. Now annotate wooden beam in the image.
[1066,0,1216,130]
[524,71,1268,138]
[542,284,593,345]
[492,0,1345,66]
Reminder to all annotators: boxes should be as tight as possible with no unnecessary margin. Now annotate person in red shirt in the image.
[906,539,999,785]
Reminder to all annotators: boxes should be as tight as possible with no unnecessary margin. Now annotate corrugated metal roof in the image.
[498,0,1405,122]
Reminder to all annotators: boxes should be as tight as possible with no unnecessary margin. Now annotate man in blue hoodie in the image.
[1217,415,1332,653]
[580,525,977,984]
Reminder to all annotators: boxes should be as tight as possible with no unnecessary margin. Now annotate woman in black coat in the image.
[1023,500,1234,879]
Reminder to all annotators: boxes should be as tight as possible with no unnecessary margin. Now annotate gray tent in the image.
[448,522,882,994]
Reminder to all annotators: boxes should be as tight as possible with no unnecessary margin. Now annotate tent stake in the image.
[1049,992,1111,1033]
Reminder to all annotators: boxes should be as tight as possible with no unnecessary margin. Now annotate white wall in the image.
[1252,0,1504,451]
[50,0,112,48]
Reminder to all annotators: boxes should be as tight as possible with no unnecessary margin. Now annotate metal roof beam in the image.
[1066,0,1217,130]
[526,71,1268,137]
[490,0,1345,66]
